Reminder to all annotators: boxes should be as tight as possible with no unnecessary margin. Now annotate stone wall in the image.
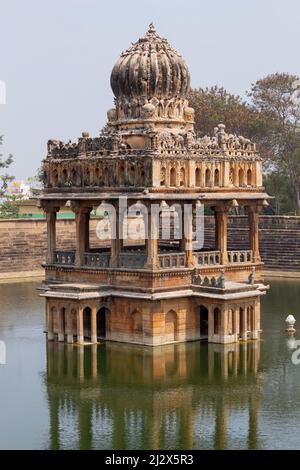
[204,216,300,272]
[0,216,299,278]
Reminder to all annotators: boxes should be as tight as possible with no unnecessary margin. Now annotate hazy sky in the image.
[0,0,299,179]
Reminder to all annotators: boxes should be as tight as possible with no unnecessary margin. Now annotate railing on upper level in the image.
[52,249,254,269]
[193,251,221,266]
[119,251,147,269]
[84,252,110,268]
[159,252,186,269]
[53,250,75,265]
[228,250,253,263]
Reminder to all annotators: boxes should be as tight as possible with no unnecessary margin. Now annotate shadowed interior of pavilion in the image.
[52,206,254,271]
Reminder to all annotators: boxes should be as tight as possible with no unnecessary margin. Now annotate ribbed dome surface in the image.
[110,24,190,103]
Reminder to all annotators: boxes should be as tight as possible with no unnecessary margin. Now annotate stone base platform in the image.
[41,280,266,346]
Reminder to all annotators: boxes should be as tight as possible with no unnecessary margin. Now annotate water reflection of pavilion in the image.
[46,341,262,450]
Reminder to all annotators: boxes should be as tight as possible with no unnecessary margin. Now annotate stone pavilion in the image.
[39,24,269,346]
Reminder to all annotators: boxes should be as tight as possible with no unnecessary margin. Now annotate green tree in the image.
[0,135,14,196]
[0,194,20,219]
[188,86,269,144]
[249,73,300,214]
[263,172,294,214]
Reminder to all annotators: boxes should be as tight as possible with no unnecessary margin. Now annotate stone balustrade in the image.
[53,251,76,265]
[84,252,110,268]
[228,250,252,264]
[158,252,186,269]
[52,249,253,269]
[193,251,221,266]
[119,252,147,269]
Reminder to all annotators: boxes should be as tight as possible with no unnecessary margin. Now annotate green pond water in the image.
[0,278,300,450]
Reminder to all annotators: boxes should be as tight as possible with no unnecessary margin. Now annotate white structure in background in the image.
[7,181,32,199]
[0,80,6,105]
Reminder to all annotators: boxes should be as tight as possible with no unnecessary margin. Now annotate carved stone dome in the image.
[110,24,191,122]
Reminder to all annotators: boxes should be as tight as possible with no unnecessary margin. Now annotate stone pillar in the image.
[248,205,261,262]
[183,203,194,268]
[234,305,239,340]
[72,204,92,267]
[110,205,121,268]
[45,206,59,263]
[58,308,65,342]
[91,306,97,343]
[46,301,54,341]
[251,301,259,339]
[208,306,214,342]
[66,307,74,344]
[220,305,227,343]
[145,203,159,269]
[77,306,84,344]
[214,205,228,264]
[256,298,261,332]
[241,307,247,341]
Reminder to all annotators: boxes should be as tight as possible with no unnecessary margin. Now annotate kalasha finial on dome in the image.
[147,22,156,33]
[110,24,191,123]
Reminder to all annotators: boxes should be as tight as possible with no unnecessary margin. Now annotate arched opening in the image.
[195,167,201,187]
[165,310,178,342]
[131,310,143,337]
[199,305,208,337]
[97,307,109,339]
[119,165,125,186]
[50,306,56,334]
[247,306,254,331]
[83,306,91,338]
[239,168,244,186]
[61,169,68,185]
[214,308,221,334]
[239,307,244,336]
[71,308,77,336]
[103,167,108,186]
[129,165,135,185]
[85,167,90,186]
[158,102,164,117]
[170,167,176,186]
[179,167,185,186]
[160,167,166,186]
[71,168,77,186]
[167,103,174,118]
[94,167,100,185]
[60,307,66,337]
[205,168,211,187]
[52,169,58,187]
[247,169,252,186]
[214,168,220,187]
